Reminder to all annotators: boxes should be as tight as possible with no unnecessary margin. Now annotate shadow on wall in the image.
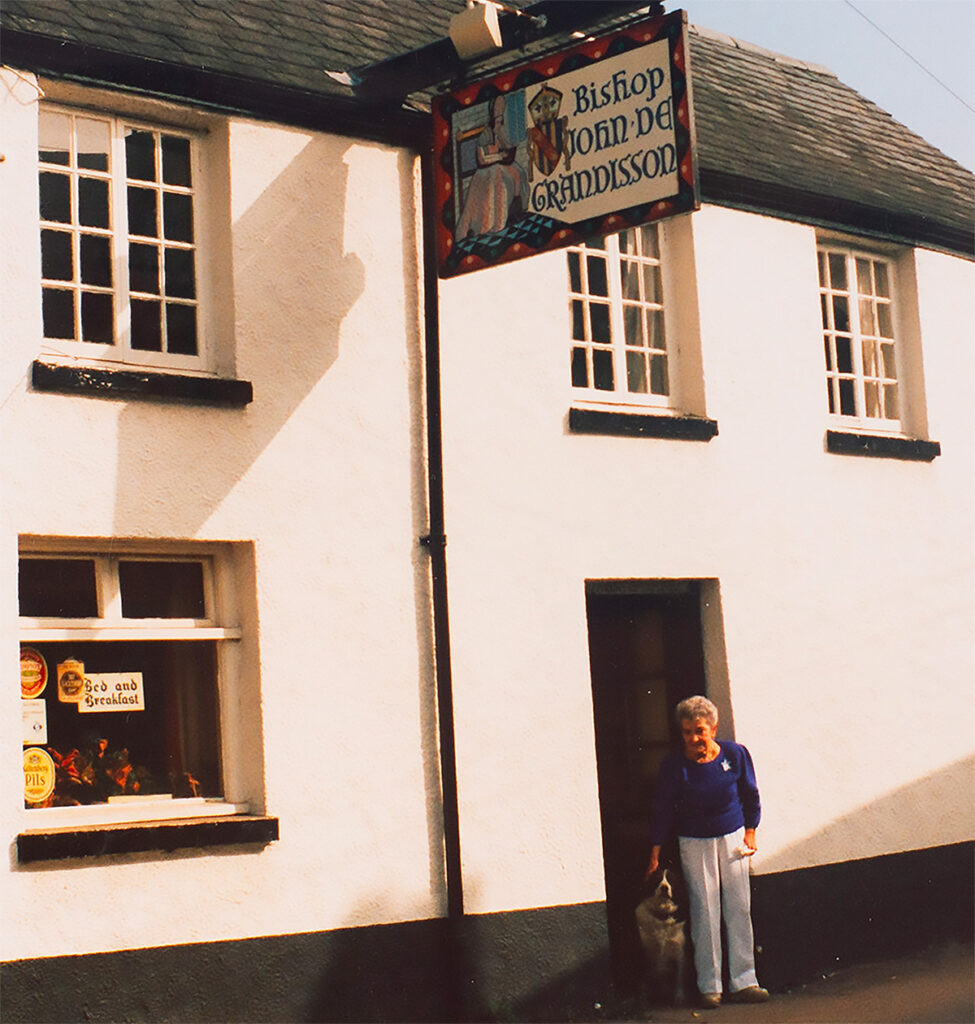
[751,753,975,991]
[758,752,975,875]
[111,132,369,536]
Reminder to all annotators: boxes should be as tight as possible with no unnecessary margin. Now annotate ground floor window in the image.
[19,545,243,813]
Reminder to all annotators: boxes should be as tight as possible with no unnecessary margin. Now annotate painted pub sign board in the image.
[433,10,697,278]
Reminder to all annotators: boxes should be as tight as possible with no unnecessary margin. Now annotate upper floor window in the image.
[38,106,202,370]
[567,224,671,407]
[818,243,900,428]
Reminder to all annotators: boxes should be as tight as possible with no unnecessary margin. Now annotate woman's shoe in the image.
[727,986,770,1003]
[699,992,722,1007]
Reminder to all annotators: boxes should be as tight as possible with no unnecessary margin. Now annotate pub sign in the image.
[433,10,697,277]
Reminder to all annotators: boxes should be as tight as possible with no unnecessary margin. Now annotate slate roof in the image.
[3,0,972,255]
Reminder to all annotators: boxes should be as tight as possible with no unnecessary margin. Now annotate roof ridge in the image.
[689,23,837,78]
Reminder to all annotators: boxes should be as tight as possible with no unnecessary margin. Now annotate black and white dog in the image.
[634,867,695,1006]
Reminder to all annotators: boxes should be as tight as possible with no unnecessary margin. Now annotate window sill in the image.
[30,360,253,407]
[16,814,278,863]
[825,430,941,461]
[569,407,718,441]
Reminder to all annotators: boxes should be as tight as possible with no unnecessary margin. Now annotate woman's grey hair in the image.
[675,695,718,727]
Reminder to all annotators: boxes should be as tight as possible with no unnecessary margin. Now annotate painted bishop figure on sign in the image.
[527,85,571,180]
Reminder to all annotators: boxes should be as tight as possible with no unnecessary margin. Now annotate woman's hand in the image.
[645,845,661,879]
[743,828,758,854]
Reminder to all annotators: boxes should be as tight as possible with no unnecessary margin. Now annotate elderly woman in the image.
[647,696,769,1007]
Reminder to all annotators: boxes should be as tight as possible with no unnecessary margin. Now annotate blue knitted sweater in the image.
[649,740,761,844]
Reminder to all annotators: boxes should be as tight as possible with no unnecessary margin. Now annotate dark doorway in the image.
[585,583,708,993]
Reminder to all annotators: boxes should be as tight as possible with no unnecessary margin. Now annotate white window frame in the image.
[818,241,903,433]
[38,103,209,374]
[567,222,680,412]
[19,541,249,828]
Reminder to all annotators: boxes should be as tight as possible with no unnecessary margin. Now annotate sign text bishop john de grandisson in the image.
[434,9,698,277]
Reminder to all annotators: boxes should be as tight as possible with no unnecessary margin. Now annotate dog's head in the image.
[643,868,680,922]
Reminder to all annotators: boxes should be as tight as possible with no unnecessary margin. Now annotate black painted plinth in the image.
[569,407,719,441]
[825,430,941,461]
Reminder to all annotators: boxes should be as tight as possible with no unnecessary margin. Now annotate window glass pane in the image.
[817,250,827,286]
[81,291,114,344]
[38,110,71,165]
[131,299,162,350]
[163,192,194,243]
[571,346,589,388]
[839,378,856,416]
[883,383,898,418]
[41,230,73,281]
[129,243,160,294]
[832,295,849,333]
[19,558,98,617]
[858,298,875,336]
[623,304,643,344]
[128,186,159,237]
[78,177,110,229]
[874,261,890,297]
[861,339,877,377]
[827,378,835,414]
[567,252,581,293]
[620,260,640,302]
[619,229,639,257]
[119,561,206,618]
[22,639,221,807]
[646,309,665,350]
[876,303,893,338]
[823,337,833,371]
[820,293,829,328]
[587,255,609,296]
[643,263,662,304]
[80,234,112,287]
[638,223,659,258]
[76,117,110,172]
[855,257,872,295]
[42,288,75,339]
[589,303,611,345]
[650,353,669,395]
[166,303,198,355]
[828,252,847,290]
[125,129,157,181]
[585,236,607,252]
[571,299,585,341]
[626,350,648,393]
[164,248,196,299]
[39,172,71,223]
[592,348,614,390]
[864,381,880,418]
[881,343,896,378]
[836,336,853,374]
[161,135,192,187]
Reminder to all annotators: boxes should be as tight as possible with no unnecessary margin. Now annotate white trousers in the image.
[678,827,759,996]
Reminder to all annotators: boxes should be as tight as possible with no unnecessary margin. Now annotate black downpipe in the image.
[419,144,464,925]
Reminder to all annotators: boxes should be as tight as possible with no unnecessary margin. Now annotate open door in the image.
[586,583,708,993]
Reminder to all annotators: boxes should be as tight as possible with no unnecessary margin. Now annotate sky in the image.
[669,0,975,170]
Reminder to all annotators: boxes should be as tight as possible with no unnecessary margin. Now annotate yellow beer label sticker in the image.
[57,659,86,703]
[24,747,56,805]
[20,646,48,700]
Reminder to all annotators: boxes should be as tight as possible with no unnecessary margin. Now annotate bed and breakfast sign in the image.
[433,9,697,277]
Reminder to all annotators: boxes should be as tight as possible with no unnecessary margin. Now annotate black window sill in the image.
[826,430,941,462]
[31,361,253,407]
[16,815,278,863]
[569,407,718,441]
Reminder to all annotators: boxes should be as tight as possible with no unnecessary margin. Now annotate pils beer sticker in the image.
[24,747,56,805]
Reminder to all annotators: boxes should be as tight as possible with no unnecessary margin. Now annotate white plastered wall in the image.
[1,69,442,961]
[436,202,974,914]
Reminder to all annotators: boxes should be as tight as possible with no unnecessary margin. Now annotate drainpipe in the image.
[419,143,464,925]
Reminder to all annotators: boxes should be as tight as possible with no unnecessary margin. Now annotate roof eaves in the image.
[2,27,427,148]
